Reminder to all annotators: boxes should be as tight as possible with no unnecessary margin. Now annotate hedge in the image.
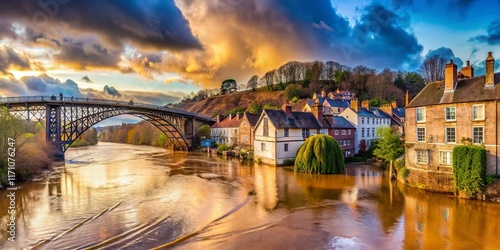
[452,145,487,197]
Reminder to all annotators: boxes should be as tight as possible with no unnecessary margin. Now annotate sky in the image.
[1,0,500,111]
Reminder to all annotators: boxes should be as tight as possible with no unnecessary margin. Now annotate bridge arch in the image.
[1,96,214,158]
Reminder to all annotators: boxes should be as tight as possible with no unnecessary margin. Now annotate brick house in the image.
[238,112,260,148]
[327,116,356,157]
[405,52,500,191]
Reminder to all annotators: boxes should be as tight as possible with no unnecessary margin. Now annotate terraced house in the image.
[405,52,500,191]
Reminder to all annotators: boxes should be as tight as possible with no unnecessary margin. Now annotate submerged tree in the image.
[294,134,344,174]
[373,127,404,180]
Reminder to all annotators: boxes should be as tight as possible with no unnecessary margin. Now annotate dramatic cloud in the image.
[54,38,122,70]
[425,47,464,68]
[0,47,32,74]
[0,73,181,105]
[0,0,201,51]
[470,18,500,45]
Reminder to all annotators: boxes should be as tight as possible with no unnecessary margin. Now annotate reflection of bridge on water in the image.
[0,96,215,158]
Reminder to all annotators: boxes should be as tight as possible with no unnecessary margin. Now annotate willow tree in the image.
[294,134,344,174]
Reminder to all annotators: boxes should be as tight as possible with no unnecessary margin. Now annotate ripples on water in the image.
[1,142,500,249]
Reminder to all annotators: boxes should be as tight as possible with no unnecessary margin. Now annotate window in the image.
[445,107,456,121]
[416,150,428,164]
[472,105,485,120]
[362,128,365,138]
[339,140,343,145]
[284,143,289,152]
[417,127,426,142]
[367,118,370,124]
[446,127,456,143]
[244,135,248,142]
[263,118,269,136]
[439,151,452,165]
[343,140,347,146]
[261,143,266,151]
[243,121,247,128]
[341,130,346,135]
[335,129,339,135]
[372,128,375,137]
[473,126,484,144]
[348,130,351,135]
[416,107,426,122]
[284,128,289,137]
[362,118,365,124]
[347,140,350,146]
[302,129,310,138]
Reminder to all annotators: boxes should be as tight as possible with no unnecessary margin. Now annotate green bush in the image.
[291,97,299,103]
[294,134,344,174]
[282,159,295,165]
[217,144,233,154]
[452,145,487,197]
[399,167,410,178]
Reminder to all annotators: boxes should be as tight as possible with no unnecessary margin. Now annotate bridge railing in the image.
[0,96,213,121]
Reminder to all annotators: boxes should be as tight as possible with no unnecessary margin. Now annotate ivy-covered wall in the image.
[452,145,487,197]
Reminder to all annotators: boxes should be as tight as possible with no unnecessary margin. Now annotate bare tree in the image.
[246,75,258,92]
[420,55,447,83]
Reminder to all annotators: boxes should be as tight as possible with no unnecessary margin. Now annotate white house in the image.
[254,103,330,165]
[211,113,243,145]
[339,99,391,153]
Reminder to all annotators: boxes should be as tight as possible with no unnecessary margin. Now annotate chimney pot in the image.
[282,103,292,115]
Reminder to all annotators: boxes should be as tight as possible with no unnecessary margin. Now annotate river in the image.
[1,142,500,249]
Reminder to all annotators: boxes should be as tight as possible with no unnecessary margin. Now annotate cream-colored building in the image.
[253,104,330,165]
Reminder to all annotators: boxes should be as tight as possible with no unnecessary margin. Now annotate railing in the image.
[0,96,213,121]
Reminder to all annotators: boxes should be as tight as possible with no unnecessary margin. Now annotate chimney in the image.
[405,91,411,107]
[311,101,324,123]
[381,103,393,117]
[445,60,458,91]
[324,114,334,127]
[391,101,397,109]
[350,98,359,112]
[237,112,241,120]
[486,52,495,87]
[229,113,234,120]
[282,103,292,116]
[461,60,474,78]
[361,100,370,110]
[216,114,221,123]
[321,89,326,98]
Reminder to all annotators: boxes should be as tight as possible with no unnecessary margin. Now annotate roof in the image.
[393,107,405,118]
[243,112,260,127]
[324,99,350,108]
[331,116,355,129]
[407,73,500,108]
[370,108,392,119]
[306,97,325,107]
[211,113,243,128]
[263,110,330,129]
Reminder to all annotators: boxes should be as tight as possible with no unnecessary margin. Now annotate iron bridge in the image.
[0,96,215,158]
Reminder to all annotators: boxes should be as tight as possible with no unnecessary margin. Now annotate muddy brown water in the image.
[1,142,500,249]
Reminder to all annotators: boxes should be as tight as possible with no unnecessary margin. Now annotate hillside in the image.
[174,89,307,117]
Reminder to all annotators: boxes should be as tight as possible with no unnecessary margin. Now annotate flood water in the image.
[1,142,500,249]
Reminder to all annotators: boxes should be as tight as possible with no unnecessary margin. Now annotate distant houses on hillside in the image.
[211,89,406,165]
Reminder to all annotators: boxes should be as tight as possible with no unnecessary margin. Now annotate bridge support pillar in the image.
[46,104,65,160]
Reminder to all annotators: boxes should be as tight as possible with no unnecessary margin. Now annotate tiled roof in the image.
[324,99,350,108]
[331,116,355,129]
[244,112,260,127]
[407,73,500,108]
[370,108,392,119]
[393,107,405,118]
[211,113,243,128]
[264,110,330,129]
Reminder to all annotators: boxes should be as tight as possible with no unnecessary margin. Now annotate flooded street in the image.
[1,142,500,249]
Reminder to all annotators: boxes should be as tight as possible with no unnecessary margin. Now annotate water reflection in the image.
[1,143,500,249]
